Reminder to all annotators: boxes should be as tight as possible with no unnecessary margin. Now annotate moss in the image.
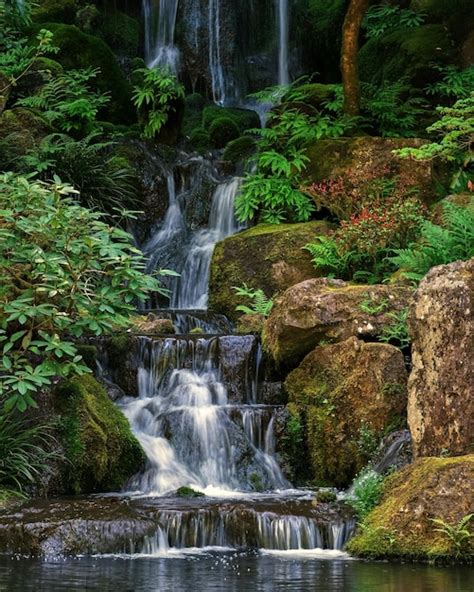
[32,0,77,24]
[202,105,260,134]
[29,24,135,124]
[107,334,133,369]
[176,486,204,498]
[209,117,240,149]
[99,11,140,57]
[188,127,211,153]
[54,375,144,494]
[223,135,256,163]
[75,344,98,370]
[347,455,474,562]
[410,0,474,42]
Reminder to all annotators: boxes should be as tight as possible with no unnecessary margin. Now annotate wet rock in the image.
[236,313,266,335]
[306,136,434,203]
[285,337,408,487]
[408,258,474,458]
[131,313,176,335]
[218,335,258,403]
[209,221,333,321]
[263,278,413,366]
[347,455,474,561]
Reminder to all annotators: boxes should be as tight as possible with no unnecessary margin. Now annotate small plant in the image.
[348,469,385,520]
[233,284,274,317]
[431,514,473,557]
[426,65,474,100]
[362,5,425,38]
[359,295,391,315]
[391,202,474,282]
[356,423,379,458]
[379,309,411,349]
[17,67,110,134]
[132,66,185,139]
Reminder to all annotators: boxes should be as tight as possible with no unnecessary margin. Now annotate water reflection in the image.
[0,554,472,592]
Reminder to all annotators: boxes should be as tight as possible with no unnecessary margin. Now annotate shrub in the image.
[0,173,166,411]
[209,117,240,149]
[362,5,425,39]
[348,469,385,520]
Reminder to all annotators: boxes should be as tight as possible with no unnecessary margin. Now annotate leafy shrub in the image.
[426,65,474,100]
[132,66,185,139]
[431,514,473,558]
[0,411,57,492]
[17,67,109,134]
[209,116,240,149]
[0,173,166,411]
[396,93,474,192]
[233,284,274,317]
[362,5,425,39]
[348,469,385,520]
[21,133,137,213]
[391,202,474,282]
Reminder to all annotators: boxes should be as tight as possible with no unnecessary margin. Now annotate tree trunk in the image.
[341,0,370,116]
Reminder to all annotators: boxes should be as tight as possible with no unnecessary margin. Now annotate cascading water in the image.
[143,0,180,71]
[208,0,227,104]
[277,0,290,86]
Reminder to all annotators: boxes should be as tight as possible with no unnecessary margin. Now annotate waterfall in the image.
[276,0,290,86]
[208,0,227,104]
[143,0,180,71]
[172,177,244,310]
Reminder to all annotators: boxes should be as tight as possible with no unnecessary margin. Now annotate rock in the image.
[53,375,145,494]
[0,107,51,158]
[263,278,413,366]
[306,136,434,204]
[131,313,176,335]
[347,455,474,561]
[408,258,474,458]
[209,221,333,321]
[235,313,266,335]
[285,337,408,487]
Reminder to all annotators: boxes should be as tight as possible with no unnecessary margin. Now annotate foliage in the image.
[396,93,474,192]
[379,309,411,349]
[356,423,379,458]
[349,469,385,520]
[233,284,274,317]
[17,67,110,134]
[0,411,57,492]
[132,66,185,139]
[391,202,474,282]
[0,173,167,412]
[426,65,474,100]
[431,514,473,558]
[20,133,138,213]
[362,5,425,39]
[236,85,357,223]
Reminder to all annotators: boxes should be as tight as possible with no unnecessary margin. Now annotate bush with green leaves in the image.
[235,84,356,224]
[21,133,138,213]
[396,93,474,192]
[391,201,474,282]
[348,469,385,520]
[132,66,185,139]
[233,284,274,317]
[362,4,425,39]
[0,173,167,412]
[426,65,474,100]
[17,67,110,134]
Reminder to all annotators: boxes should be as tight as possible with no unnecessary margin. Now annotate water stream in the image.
[277,0,290,86]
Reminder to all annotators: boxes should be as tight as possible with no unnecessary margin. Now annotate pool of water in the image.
[0,552,472,592]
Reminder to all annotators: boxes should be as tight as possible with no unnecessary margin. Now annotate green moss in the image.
[176,486,205,498]
[99,11,140,57]
[209,117,240,149]
[223,135,256,162]
[202,106,260,134]
[54,375,144,494]
[410,0,474,41]
[347,456,474,562]
[32,0,77,24]
[75,344,98,370]
[107,334,133,369]
[188,127,211,153]
[29,24,135,124]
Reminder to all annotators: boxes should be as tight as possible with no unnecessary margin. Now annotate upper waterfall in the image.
[277,0,290,86]
[143,0,180,71]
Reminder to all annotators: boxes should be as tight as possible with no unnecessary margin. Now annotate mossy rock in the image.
[209,117,240,149]
[359,25,454,87]
[285,337,407,487]
[347,455,474,562]
[208,221,333,322]
[181,92,207,138]
[223,135,256,163]
[176,486,205,498]
[0,107,51,162]
[410,0,474,42]
[29,24,135,124]
[13,57,64,97]
[32,0,78,24]
[188,127,211,153]
[202,105,260,134]
[54,375,144,494]
[99,11,140,57]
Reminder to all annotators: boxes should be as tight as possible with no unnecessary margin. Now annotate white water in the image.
[277,0,290,86]
[208,0,227,104]
[143,0,180,71]
[172,177,244,309]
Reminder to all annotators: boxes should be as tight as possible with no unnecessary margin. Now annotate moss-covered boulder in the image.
[208,221,333,321]
[306,136,435,204]
[0,107,51,163]
[347,455,474,562]
[202,105,260,134]
[209,117,240,148]
[408,258,474,459]
[223,135,256,164]
[32,0,78,24]
[263,278,413,366]
[285,337,407,487]
[99,11,140,57]
[54,375,144,494]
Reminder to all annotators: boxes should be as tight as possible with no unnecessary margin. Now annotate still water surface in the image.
[0,552,472,592]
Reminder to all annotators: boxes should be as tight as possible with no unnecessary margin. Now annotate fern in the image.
[233,284,274,317]
[431,514,473,557]
[379,309,411,349]
[392,202,474,282]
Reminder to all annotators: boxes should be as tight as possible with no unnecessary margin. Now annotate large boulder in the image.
[285,337,408,487]
[306,136,434,204]
[347,455,474,561]
[408,258,474,458]
[209,221,332,321]
[263,278,413,366]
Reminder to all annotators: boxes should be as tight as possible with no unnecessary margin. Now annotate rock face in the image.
[263,278,413,366]
[285,337,408,487]
[347,455,474,561]
[305,136,434,203]
[408,258,474,458]
[209,221,333,321]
